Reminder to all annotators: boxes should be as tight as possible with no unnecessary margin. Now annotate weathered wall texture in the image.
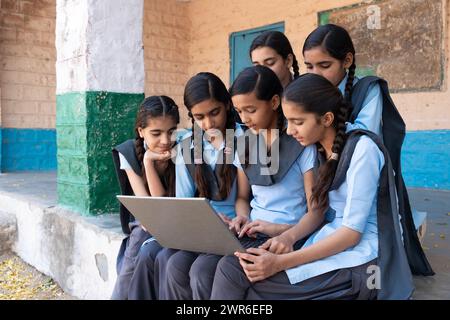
[184,0,449,131]
[3,0,448,131]
[56,0,145,215]
[143,0,191,126]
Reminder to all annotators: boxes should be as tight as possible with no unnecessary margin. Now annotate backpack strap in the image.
[349,76,380,123]
[114,139,142,175]
[350,78,434,276]
[331,129,415,299]
[329,134,360,191]
[112,139,142,234]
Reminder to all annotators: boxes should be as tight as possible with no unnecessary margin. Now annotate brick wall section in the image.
[1,0,447,131]
[143,0,191,128]
[185,0,450,131]
[0,0,56,129]
[186,0,357,89]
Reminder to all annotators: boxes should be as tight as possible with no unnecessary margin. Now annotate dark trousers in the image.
[127,239,163,300]
[190,254,223,299]
[155,248,199,300]
[162,252,223,300]
[211,256,378,300]
[162,235,306,300]
[111,224,151,300]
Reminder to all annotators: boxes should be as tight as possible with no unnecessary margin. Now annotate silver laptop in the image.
[117,196,246,256]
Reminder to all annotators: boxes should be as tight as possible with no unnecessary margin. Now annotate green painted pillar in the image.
[55,0,145,215]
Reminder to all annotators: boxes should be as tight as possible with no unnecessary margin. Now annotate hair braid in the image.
[344,61,356,118]
[216,105,237,199]
[291,54,300,79]
[134,135,148,190]
[310,97,349,214]
[186,112,209,199]
[276,104,285,131]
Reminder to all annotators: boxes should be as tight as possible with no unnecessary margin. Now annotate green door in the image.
[229,22,285,84]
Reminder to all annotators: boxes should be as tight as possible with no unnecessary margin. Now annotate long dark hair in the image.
[230,65,285,130]
[284,73,349,214]
[250,30,300,80]
[303,24,356,110]
[183,72,236,200]
[134,95,180,197]
[230,65,285,168]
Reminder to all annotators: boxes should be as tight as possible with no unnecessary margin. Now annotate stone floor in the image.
[408,188,450,299]
[0,171,123,232]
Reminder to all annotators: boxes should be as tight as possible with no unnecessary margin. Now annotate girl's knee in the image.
[189,256,217,284]
[136,241,162,265]
[215,255,241,278]
[166,251,196,280]
[155,248,176,266]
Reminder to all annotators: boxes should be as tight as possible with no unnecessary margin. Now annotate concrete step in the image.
[0,190,125,299]
[0,211,17,254]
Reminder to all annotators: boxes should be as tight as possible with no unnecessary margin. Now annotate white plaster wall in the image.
[55,0,88,94]
[56,0,145,94]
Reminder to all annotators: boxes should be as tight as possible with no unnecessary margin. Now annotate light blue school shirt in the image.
[285,136,384,284]
[234,144,317,225]
[175,124,244,219]
[338,74,383,136]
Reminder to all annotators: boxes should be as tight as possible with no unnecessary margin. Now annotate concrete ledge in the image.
[1,172,448,300]
[0,184,124,300]
[0,211,17,254]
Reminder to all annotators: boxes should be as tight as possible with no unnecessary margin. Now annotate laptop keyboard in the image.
[238,235,270,249]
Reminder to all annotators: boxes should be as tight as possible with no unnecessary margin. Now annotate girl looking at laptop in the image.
[111,96,180,300]
[131,72,245,300]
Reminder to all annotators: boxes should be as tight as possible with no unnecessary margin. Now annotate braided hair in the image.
[184,72,237,200]
[303,24,356,115]
[284,73,350,214]
[134,96,180,196]
[250,30,300,81]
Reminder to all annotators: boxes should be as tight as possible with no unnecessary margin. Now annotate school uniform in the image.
[338,73,383,136]
[127,237,163,300]
[179,130,316,300]
[236,131,316,225]
[110,140,153,300]
[112,139,178,300]
[342,74,433,276]
[211,131,414,300]
[155,124,243,300]
[285,135,381,285]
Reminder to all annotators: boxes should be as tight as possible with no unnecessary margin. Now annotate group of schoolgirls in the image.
[110,24,434,301]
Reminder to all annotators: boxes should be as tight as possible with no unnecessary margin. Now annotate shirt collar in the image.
[337,72,360,95]
[337,72,349,94]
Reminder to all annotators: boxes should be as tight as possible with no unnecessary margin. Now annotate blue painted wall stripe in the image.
[0,128,449,190]
[1,128,57,171]
[0,127,2,172]
[402,130,450,190]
